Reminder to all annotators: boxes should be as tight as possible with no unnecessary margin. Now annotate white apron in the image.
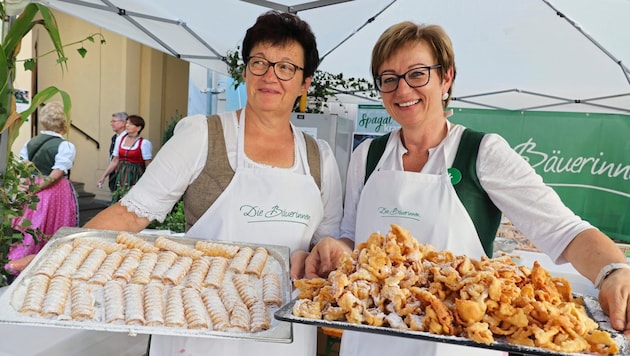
[340,134,501,356]
[151,110,324,356]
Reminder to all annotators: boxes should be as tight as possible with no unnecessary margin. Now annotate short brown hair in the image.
[371,22,457,108]
[127,114,145,133]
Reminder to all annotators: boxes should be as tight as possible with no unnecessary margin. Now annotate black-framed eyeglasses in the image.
[374,64,442,93]
[246,56,304,81]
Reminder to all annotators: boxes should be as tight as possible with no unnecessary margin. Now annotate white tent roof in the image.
[35,0,630,113]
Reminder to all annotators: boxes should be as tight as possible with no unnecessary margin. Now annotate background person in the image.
[5,101,78,275]
[97,114,152,202]
[107,111,128,192]
[85,10,343,356]
[306,21,630,356]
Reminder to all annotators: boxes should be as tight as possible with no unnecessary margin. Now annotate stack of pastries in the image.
[293,224,620,355]
[16,232,283,334]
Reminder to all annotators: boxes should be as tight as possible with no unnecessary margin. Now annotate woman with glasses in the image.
[84,10,342,356]
[306,21,630,356]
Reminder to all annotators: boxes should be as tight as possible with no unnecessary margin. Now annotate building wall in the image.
[29,10,189,201]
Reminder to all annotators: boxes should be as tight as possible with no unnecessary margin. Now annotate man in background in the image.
[108,112,127,192]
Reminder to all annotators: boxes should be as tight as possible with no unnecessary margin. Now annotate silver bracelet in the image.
[594,263,630,289]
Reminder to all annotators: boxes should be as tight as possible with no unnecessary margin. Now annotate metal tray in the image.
[275,296,629,355]
[0,227,293,343]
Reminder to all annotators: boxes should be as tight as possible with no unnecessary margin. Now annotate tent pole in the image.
[541,0,630,87]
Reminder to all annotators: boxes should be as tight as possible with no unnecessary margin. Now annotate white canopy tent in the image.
[33,0,630,113]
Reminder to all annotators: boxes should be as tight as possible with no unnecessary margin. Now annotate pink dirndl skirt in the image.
[6,176,78,274]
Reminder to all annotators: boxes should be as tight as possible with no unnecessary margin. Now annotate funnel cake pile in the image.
[293,224,619,355]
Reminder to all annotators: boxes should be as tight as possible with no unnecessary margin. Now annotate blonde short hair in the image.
[39,101,68,134]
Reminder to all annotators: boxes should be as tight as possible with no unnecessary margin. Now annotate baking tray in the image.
[275,296,629,355]
[0,227,293,343]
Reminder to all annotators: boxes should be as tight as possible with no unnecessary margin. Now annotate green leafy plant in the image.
[0,153,46,286]
[1,3,107,164]
[225,46,377,114]
[0,3,106,285]
[147,200,185,233]
[146,110,186,233]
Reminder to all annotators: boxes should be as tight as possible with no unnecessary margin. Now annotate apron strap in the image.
[303,132,321,190]
[365,132,391,184]
[451,128,502,257]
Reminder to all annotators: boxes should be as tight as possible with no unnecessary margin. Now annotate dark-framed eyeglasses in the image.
[374,64,442,93]
[246,56,304,81]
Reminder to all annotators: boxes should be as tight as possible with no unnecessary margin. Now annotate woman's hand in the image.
[598,268,630,337]
[304,237,353,279]
[289,250,309,281]
[6,254,36,274]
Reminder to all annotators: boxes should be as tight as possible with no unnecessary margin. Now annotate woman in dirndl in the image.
[98,114,153,202]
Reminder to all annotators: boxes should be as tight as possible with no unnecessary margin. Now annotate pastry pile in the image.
[293,224,619,355]
[17,232,283,333]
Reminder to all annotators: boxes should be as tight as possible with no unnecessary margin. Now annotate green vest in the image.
[365,129,501,257]
[26,134,64,176]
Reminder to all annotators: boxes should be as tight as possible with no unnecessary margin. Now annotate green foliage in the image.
[146,110,187,233]
[0,4,106,285]
[147,200,185,233]
[0,153,46,287]
[224,46,378,114]
[162,110,185,144]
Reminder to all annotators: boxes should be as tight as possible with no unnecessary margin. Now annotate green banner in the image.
[450,108,630,242]
[356,106,630,242]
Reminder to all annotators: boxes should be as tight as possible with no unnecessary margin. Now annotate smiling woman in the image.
[82,10,344,356]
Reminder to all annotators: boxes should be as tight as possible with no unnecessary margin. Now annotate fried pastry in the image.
[42,276,72,317]
[32,243,73,277]
[113,248,143,282]
[70,281,94,320]
[89,250,125,286]
[151,250,178,281]
[245,247,268,278]
[164,287,185,327]
[229,298,250,332]
[130,252,158,285]
[195,240,239,258]
[182,287,209,329]
[233,274,258,308]
[144,284,164,326]
[123,283,145,325]
[228,246,254,274]
[249,300,270,332]
[155,236,203,259]
[54,244,94,278]
[20,274,50,315]
[204,257,228,288]
[262,273,282,306]
[201,287,231,331]
[163,256,193,285]
[72,248,108,281]
[116,232,159,253]
[73,237,126,253]
[103,280,125,323]
[219,278,241,313]
[184,257,211,291]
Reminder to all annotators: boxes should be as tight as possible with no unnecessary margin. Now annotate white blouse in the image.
[112,133,153,160]
[340,122,593,264]
[19,131,76,174]
[122,112,343,244]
